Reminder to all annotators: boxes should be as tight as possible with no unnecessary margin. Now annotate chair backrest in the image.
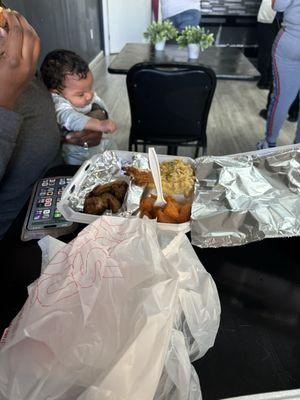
[126,63,216,144]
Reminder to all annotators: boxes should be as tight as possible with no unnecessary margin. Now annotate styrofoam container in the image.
[58,150,194,233]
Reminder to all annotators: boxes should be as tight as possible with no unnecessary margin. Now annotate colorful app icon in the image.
[34,210,43,220]
[39,189,47,196]
[54,211,62,219]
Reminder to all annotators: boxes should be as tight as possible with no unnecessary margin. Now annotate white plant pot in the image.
[188,43,200,59]
[155,39,166,51]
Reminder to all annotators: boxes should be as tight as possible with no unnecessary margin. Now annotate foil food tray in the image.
[191,145,300,247]
[58,150,193,233]
[58,146,300,247]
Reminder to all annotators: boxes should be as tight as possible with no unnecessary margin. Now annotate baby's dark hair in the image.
[40,49,89,91]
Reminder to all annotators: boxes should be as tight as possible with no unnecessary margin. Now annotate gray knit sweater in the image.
[0,78,62,239]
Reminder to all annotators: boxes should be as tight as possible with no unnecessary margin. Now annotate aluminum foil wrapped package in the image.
[191,145,300,248]
[58,151,151,224]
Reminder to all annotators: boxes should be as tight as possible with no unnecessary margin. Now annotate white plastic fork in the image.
[148,147,167,207]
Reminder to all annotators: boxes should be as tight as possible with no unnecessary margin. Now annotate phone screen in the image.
[26,177,73,231]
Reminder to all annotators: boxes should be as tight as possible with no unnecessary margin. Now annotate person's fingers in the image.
[4,10,23,67]
[64,136,79,145]
[32,32,40,64]
[65,131,83,140]
[0,27,7,38]
[82,132,102,146]
[15,12,40,64]
[65,131,102,146]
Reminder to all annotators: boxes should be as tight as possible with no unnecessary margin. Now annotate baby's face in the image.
[60,71,94,108]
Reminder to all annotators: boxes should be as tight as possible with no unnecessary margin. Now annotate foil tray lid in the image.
[191,145,300,247]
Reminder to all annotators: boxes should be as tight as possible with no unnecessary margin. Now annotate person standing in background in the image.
[256,0,300,149]
[161,0,201,31]
[256,0,278,89]
[256,0,299,122]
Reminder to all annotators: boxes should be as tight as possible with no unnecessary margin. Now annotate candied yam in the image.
[140,210,154,219]
[166,196,182,212]
[165,196,175,204]
[177,203,192,223]
[164,201,180,221]
[156,209,176,224]
[152,206,162,219]
[140,196,156,213]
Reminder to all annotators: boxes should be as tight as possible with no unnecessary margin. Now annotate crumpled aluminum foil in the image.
[68,150,149,217]
[124,153,150,214]
[191,145,300,248]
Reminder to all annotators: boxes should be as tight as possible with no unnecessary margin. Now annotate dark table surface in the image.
[193,236,300,399]
[108,43,260,81]
[1,166,299,399]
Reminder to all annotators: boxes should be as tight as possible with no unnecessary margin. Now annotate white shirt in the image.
[257,0,276,23]
[161,0,200,20]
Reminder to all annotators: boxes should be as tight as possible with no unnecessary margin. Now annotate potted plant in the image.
[143,20,178,51]
[177,26,214,59]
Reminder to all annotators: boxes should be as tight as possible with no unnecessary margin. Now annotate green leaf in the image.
[176,26,214,49]
[143,20,178,44]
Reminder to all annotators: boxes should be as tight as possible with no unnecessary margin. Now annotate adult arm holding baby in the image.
[0,8,40,179]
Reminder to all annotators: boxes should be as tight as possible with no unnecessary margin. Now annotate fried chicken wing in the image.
[124,166,153,186]
[84,196,107,215]
[83,180,127,215]
[90,180,128,200]
[111,180,128,201]
[101,193,121,213]
[90,182,115,197]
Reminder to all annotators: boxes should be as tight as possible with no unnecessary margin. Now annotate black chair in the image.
[126,62,216,157]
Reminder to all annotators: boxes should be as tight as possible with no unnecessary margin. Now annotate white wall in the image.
[103,0,152,54]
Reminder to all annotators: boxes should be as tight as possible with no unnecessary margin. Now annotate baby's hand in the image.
[85,117,117,134]
[100,119,117,133]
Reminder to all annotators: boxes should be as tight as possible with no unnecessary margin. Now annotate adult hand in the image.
[63,130,103,147]
[0,10,40,109]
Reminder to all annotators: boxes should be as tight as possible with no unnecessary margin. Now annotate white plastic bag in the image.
[154,230,220,400]
[0,217,220,400]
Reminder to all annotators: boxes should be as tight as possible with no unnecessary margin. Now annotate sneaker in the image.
[256,80,271,90]
[287,114,299,123]
[256,139,276,150]
[259,109,268,120]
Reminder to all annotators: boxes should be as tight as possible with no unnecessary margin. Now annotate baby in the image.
[40,49,117,165]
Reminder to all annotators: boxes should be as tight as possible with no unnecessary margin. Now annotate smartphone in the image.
[21,176,77,241]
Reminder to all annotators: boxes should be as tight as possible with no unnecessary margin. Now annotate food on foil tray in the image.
[148,159,195,198]
[126,160,195,198]
[140,195,191,224]
[84,180,128,215]
[124,166,153,186]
